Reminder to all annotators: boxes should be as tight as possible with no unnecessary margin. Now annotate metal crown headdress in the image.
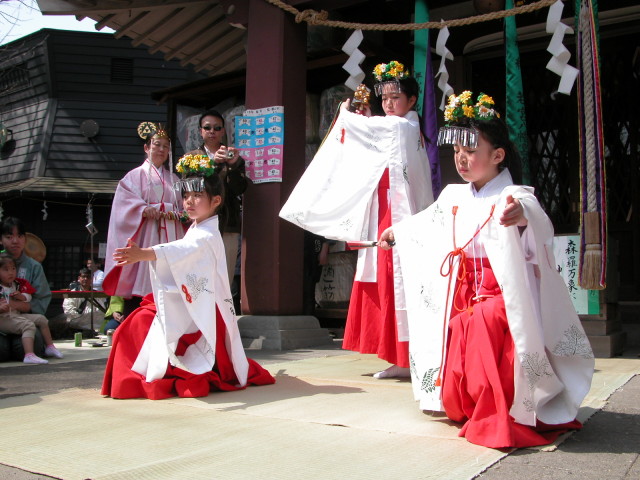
[372,60,410,97]
[437,91,500,148]
[137,121,169,141]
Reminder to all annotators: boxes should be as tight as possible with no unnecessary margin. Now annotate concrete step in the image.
[238,315,334,350]
[587,331,625,358]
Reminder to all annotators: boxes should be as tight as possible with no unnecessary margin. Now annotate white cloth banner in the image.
[545,0,579,95]
[435,24,454,110]
[342,30,366,91]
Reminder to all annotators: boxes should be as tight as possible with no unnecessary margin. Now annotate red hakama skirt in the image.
[101,294,275,400]
[342,170,409,367]
[442,257,581,448]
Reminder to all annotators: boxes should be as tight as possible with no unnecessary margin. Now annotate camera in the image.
[226,150,235,159]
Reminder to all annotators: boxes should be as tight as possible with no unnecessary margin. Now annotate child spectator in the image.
[0,253,63,364]
[101,296,125,334]
[0,217,51,315]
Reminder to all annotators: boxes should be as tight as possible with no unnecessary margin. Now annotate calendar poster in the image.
[234,106,284,183]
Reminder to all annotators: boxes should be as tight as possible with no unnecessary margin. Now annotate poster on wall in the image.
[234,106,284,183]
[552,234,600,315]
[176,104,205,153]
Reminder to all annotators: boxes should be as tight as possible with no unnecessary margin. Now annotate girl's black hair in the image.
[468,116,523,185]
[0,252,17,269]
[397,77,420,105]
[373,76,420,112]
[1,217,25,237]
[182,174,226,215]
[199,110,225,128]
[371,76,433,146]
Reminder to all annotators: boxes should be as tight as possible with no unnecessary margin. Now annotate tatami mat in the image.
[0,354,636,480]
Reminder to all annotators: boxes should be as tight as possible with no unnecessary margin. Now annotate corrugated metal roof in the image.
[0,177,118,194]
[36,0,246,77]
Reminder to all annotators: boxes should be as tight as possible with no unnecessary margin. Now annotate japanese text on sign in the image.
[235,106,284,183]
[552,235,600,315]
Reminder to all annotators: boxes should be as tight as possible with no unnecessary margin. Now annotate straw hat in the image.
[24,232,46,263]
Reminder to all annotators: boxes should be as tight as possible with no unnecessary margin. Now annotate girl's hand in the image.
[358,104,372,117]
[114,239,156,265]
[10,292,26,301]
[0,298,9,313]
[378,227,396,250]
[500,195,527,227]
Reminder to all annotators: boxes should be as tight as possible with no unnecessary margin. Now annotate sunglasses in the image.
[201,125,223,131]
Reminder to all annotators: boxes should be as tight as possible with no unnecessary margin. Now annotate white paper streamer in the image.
[41,201,48,221]
[435,24,454,110]
[545,0,579,95]
[342,29,366,91]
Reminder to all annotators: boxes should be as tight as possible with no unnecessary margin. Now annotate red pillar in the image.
[241,1,306,315]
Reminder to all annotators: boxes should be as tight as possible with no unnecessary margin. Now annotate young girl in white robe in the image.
[102,169,274,399]
[379,91,594,448]
[280,61,433,378]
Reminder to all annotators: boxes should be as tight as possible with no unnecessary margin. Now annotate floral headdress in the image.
[173,153,217,193]
[372,60,410,97]
[437,91,500,148]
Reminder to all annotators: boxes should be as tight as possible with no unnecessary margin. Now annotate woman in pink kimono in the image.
[104,124,186,316]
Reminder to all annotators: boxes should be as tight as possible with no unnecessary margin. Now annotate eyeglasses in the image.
[201,125,223,131]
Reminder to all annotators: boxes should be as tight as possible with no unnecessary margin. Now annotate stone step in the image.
[587,331,625,358]
[238,315,334,351]
[581,319,622,336]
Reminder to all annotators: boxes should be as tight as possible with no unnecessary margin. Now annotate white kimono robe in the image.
[131,215,249,386]
[280,109,434,339]
[394,169,594,426]
[105,160,184,298]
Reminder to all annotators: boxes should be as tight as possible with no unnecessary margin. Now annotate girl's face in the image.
[0,262,16,286]
[380,86,416,117]
[182,191,222,223]
[453,133,504,190]
[144,137,170,168]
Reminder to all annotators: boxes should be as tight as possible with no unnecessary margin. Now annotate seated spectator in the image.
[0,217,51,315]
[0,253,62,364]
[62,268,105,332]
[87,258,104,290]
[101,296,125,334]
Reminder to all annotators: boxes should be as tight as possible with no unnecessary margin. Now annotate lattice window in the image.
[471,51,578,233]
[42,244,83,290]
[601,42,638,226]
[523,58,578,233]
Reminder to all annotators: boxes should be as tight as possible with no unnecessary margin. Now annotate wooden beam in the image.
[148,3,212,54]
[36,0,212,15]
[113,11,149,39]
